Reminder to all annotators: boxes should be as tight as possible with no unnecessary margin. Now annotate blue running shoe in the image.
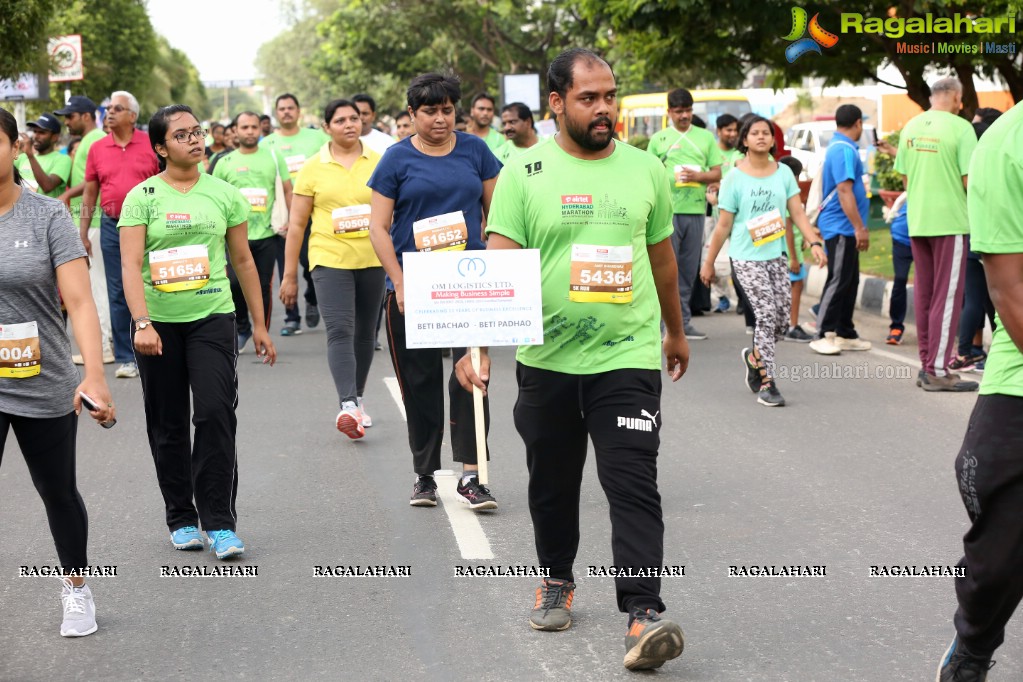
[206,530,245,559]
[170,526,204,550]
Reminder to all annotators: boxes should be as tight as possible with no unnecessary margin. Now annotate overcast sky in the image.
[149,0,285,82]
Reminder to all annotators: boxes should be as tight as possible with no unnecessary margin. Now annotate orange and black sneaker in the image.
[886,328,904,345]
[623,607,685,670]
[528,578,575,631]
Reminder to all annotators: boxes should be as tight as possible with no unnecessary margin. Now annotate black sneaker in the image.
[305,304,320,328]
[783,325,813,343]
[280,320,302,336]
[757,382,785,407]
[937,636,994,681]
[741,347,762,394]
[623,608,684,670]
[529,578,575,631]
[456,476,497,511]
[409,476,438,507]
[917,369,926,387]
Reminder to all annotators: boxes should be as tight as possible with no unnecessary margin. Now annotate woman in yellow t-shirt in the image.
[280,99,384,439]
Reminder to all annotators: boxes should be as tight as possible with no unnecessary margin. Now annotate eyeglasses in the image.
[108,105,131,113]
[167,128,208,145]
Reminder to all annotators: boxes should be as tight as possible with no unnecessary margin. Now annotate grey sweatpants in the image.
[671,213,706,326]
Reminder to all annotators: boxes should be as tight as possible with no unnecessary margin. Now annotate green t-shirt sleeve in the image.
[226,186,251,226]
[117,185,150,228]
[959,125,978,176]
[647,131,665,161]
[484,167,527,246]
[211,160,228,182]
[293,160,316,197]
[53,154,72,183]
[647,168,674,244]
[894,134,908,175]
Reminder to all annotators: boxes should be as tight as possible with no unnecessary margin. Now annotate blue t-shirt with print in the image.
[817,132,869,240]
[368,132,502,289]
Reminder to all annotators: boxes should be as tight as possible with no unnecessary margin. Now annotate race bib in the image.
[0,321,41,378]
[240,188,268,213]
[149,244,210,292]
[747,209,787,247]
[285,154,306,176]
[332,204,371,238]
[674,164,702,188]
[569,244,633,303]
[413,211,467,252]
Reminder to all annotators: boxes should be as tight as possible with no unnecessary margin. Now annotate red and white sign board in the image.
[48,35,84,82]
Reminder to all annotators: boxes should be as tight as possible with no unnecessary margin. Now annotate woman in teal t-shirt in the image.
[118,105,277,560]
[700,116,826,407]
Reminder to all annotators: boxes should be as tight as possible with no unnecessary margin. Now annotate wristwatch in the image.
[134,316,152,331]
[810,241,824,249]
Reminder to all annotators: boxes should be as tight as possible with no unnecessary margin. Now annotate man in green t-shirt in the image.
[496,102,540,164]
[261,93,330,335]
[647,88,723,340]
[457,48,688,672]
[215,111,293,351]
[17,114,71,198]
[937,100,1023,681]
[465,92,506,153]
[55,95,113,364]
[895,77,978,391]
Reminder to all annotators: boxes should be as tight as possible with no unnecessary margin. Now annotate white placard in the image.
[501,74,541,113]
[48,35,83,82]
[403,250,543,349]
[0,74,42,101]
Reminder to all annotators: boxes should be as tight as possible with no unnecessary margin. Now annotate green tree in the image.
[44,0,158,115]
[0,0,59,81]
[143,35,210,120]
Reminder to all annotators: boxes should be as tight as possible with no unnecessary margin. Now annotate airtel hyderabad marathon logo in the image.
[783,7,839,62]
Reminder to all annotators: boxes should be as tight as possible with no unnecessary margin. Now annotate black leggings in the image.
[0,411,88,570]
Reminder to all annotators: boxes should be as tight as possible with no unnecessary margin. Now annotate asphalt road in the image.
[0,299,1012,681]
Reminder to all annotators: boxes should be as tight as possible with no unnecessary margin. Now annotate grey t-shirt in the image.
[0,186,87,418]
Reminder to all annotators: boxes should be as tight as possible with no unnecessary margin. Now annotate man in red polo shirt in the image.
[80,90,159,378]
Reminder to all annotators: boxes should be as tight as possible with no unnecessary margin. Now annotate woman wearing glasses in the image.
[119,105,276,559]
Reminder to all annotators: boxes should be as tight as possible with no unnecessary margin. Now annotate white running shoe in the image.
[809,332,842,356]
[336,401,365,439]
[60,578,97,637]
[835,336,872,351]
[357,397,372,428]
[115,362,139,378]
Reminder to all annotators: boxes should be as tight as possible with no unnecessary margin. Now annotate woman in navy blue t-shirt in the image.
[368,73,501,511]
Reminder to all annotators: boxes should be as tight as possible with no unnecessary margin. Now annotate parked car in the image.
[784,120,875,179]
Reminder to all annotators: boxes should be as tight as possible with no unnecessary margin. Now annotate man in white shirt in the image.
[353,93,395,155]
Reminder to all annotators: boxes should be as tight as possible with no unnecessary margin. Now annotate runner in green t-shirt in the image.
[261,93,330,335]
[456,48,687,672]
[466,93,506,153]
[215,111,293,350]
[496,102,540,164]
[894,78,979,391]
[56,96,105,228]
[938,99,1023,681]
[646,88,723,340]
[17,114,71,198]
[118,104,276,562]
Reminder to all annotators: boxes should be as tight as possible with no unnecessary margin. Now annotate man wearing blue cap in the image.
[17,113,71,198]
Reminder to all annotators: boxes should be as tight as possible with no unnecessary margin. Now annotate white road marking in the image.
[383,377,406,421]
[383,376,494,560]
[868,348,918,367]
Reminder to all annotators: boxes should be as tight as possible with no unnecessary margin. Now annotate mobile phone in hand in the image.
[80,392,116,429]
